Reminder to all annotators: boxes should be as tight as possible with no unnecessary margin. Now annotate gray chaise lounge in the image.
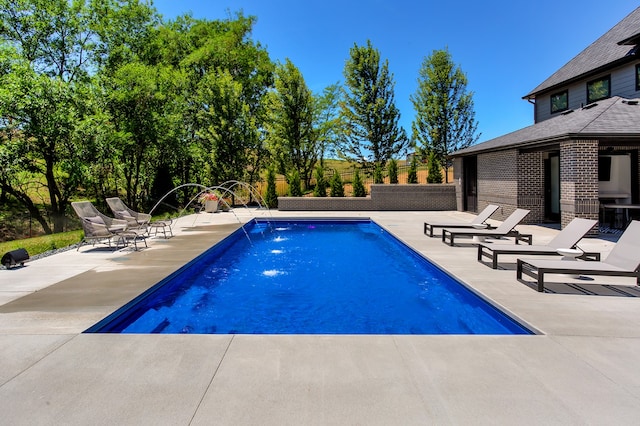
[424,204,499,237]
[517,220,640,292]
[478,218,599,269]
[442,209,531,246]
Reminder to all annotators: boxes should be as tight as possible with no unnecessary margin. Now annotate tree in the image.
[407,155,418,184]
[264,167,278,208]
[411,48,479,182]
[352,168,366,197]
[330,170,344,197]
[287,169,302,196]
[313,82,342,167]
[313,165,327,197]
[340,40,408,170]
[426,151,443,183]
[265,58,316,189]
[388,158,398,184]
[0,0,158,231]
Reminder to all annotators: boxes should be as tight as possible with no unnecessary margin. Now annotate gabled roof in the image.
[524,7,640,99]
[451,96,640,156]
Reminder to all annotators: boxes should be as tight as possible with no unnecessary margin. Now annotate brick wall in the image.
[277,184,457,211]
[560,139,599,228]
[517,151,545,223]
[476,150,520,221]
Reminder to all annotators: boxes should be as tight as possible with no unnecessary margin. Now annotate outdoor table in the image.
[602,204,640,228]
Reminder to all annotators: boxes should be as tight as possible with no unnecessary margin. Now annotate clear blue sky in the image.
[152,0,636,144]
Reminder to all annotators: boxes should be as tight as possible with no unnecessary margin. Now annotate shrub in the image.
[264,167,278,208]
[426,151,443,183]
[330,170,344,197]
[352,168,366,197]
[407,155,418,184]
[287,170,302,196]
[373,162,384,184]
[313,165,328,197]
[388,158,398,184]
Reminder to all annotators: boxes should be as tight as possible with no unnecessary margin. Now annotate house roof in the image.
[524,7,640,99]
[451,96,640,156]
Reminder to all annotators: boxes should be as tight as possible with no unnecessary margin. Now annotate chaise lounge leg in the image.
[537,271,545,292]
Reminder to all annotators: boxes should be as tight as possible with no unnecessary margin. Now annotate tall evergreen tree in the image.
[411,48,479,182]
[340,40,408,169]
[388,158,398,184]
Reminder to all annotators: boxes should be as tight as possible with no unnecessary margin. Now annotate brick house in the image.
[450,7,640,229]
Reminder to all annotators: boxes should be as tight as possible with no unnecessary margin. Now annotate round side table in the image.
[556,248,583,278]
[472,223,488,242]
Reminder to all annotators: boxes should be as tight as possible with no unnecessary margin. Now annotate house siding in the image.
[535,61,640,123]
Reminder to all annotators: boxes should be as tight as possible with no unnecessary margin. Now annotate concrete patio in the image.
[1,209,639,425]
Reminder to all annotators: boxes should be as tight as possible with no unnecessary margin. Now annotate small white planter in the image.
[204,200,219,213]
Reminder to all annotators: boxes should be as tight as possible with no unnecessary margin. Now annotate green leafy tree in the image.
[352,168,366,197]
[265,58,316,189]
[340,40,408,170]
[195,69,258,185]
[264,167,278,208]
[426,151,443,183]
[407,155,418,184]
[388,158,398,184]
[330,170,344,197]
[313,165,328,197]
[411,48,480,182]
[313,82,342,167]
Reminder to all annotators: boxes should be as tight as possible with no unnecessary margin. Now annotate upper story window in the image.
[587,75,610,104]
[636,64,640,91]
[550,90,568,113]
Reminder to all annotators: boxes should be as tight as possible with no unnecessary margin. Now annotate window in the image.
[587,75,610,104]
[636,64,640,91]
[550,90,568,113]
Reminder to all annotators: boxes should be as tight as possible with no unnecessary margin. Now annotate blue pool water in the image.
[86,219,532,335]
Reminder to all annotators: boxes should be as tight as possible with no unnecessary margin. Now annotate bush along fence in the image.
[253,164,454,197]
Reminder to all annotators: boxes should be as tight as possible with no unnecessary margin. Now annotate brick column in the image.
[517,151,545,223]
[560,139,599,230]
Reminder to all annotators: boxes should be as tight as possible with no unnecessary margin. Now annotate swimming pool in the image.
[86,219,532,335]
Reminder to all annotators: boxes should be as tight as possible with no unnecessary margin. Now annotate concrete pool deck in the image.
[1,209,639,424]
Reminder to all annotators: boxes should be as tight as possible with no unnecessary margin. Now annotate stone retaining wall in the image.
[277,184,457,211]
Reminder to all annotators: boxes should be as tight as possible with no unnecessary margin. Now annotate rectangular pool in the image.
[86,219,532,335]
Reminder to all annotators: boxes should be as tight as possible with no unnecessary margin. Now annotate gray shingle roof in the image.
[451,96,640,156]
[524,7,640,98]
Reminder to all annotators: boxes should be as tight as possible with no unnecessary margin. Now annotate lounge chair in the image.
[478,218,600,269]
[517,220,640,292]
[106,197,173,238]
[424,204,499,237]
[442,209,532,246]
[71,201,129,250]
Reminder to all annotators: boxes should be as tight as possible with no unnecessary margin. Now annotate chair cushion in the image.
[85,215,106,225]
[118,210,134,218]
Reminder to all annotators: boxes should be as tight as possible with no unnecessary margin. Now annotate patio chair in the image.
[106,197,151,227]
[106,197,173,238]
[442,209,532,246]
[71,201,129,250]
[424,204,499,237]
[517,220,640,292]
[478,218,600,269]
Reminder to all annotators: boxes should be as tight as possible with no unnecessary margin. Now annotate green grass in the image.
[0,230,84,258]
